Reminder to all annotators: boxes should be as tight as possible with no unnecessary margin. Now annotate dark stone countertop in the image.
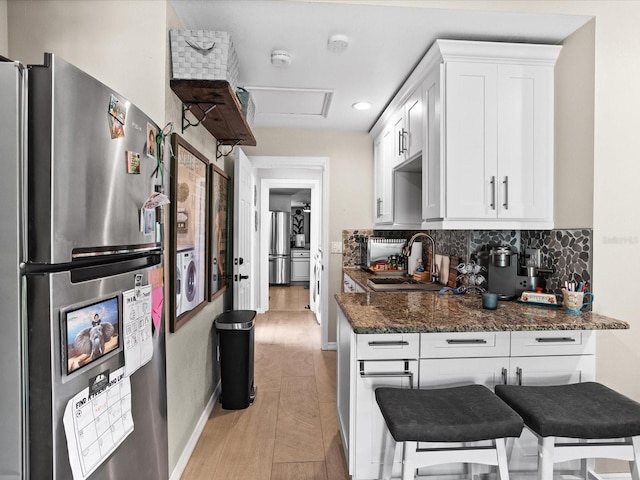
[338,269,629,334]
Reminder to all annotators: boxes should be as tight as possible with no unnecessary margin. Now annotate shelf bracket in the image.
[181,102,217,133]
[216,140,241,159]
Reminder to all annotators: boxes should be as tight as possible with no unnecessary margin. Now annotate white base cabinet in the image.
[343,272,365,293]
[337,307,597,480]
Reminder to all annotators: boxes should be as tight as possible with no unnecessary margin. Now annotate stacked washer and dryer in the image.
[176,247,200,316]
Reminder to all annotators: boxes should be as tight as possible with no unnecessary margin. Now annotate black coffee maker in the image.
[485,246,544,300]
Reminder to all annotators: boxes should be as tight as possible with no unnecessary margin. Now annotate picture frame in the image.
[207,164,230,300]
[169,133,209,332]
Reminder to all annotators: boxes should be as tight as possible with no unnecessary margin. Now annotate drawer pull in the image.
[368,341,409,347]
[445,339,488,345]
[535,337,576,343]
[359,360,414,389]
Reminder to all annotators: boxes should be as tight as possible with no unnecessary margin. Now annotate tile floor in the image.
[180,286,349,479]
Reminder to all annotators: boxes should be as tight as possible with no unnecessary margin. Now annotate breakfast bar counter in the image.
[337,270,628,480]
[335,291,629,334]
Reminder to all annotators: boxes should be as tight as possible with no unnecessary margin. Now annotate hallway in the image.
[180,286,349,479]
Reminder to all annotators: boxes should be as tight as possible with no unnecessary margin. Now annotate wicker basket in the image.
[169,30,239,90]
[236,87,255,127]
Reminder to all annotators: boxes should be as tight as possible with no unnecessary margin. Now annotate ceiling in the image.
[170,0,591,132]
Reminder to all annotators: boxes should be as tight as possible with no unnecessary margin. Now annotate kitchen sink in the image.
[367,277,443,292]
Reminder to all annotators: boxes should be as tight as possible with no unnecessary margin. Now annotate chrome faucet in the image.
[403,233,439,283]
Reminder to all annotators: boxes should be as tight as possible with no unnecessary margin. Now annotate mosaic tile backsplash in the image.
[342,228,593,295]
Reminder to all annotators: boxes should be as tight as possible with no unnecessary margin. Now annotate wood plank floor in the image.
[181,286,349,480]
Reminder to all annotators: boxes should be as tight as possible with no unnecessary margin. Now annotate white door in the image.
[233,149,255,310]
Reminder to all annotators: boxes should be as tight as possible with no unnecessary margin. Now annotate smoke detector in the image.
[271,50,291,67]
[327,34,349,53]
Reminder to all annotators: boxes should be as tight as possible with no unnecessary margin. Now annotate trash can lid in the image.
[214,310,256,330]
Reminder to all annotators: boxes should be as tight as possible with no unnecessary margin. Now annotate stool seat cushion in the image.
[375,385,523,443]
[495,382,640,439]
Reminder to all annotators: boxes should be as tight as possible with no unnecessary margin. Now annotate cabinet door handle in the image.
[376,197,382,217]
[501,367,508,385]
[446,339,488,345]
[368,341,409,347]
[516,366,523,385]
[398,130,403,156]
[535,337,576,343]
[503,176,509,210]
[490,176,496,210]
[359,360,414,389]
[402,129,409,154]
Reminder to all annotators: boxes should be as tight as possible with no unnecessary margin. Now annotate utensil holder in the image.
[413,271,429,282]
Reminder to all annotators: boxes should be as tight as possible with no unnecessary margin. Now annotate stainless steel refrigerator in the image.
[0,55,168,479]
[268,211,291,285]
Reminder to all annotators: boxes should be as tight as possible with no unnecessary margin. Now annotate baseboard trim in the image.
[169,382,221,480]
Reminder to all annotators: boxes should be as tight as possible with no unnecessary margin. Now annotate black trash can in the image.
[215,310,257,410]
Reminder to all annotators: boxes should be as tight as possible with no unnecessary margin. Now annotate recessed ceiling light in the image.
[352,102,371,111]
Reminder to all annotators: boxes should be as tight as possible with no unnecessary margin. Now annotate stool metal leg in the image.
[630,436,640,480]
[538,436,555,480]
[496,438,510,480]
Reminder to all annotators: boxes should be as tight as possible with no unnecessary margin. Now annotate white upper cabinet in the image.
[422,66,442,222]
[370,39,561,230]
[392,87,424,168]
[444,59,555,225]
[373,125,394,225]
[444,61,499,219]
[404,87,423,161]
[497,64,554,221]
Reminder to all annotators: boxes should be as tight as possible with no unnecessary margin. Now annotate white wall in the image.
[244,128,373,343]
[0,0,7,57]
[8,0,166,124]
[163,2,226,475]
[554,19,595,229]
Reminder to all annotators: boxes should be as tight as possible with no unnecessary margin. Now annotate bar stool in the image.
[495,382,640,480]
[376,384,524,480]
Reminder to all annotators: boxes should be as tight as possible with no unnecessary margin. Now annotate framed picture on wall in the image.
[208,163,230,300]
[169,133,209,332]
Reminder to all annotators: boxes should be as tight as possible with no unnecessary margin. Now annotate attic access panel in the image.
[246,86,333,118]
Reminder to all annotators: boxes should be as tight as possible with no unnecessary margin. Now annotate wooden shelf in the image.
[170,79,256,146]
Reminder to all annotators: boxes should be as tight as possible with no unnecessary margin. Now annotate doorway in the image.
[249,156,329,350]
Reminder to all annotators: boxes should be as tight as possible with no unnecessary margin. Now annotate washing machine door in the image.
[185,258,197,304]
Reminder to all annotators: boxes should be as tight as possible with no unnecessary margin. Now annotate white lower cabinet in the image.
[355,358,419,479]
[343,272,365,293]
[419,331,596,476]
[291,257,310,281]
[337,306,597,480]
